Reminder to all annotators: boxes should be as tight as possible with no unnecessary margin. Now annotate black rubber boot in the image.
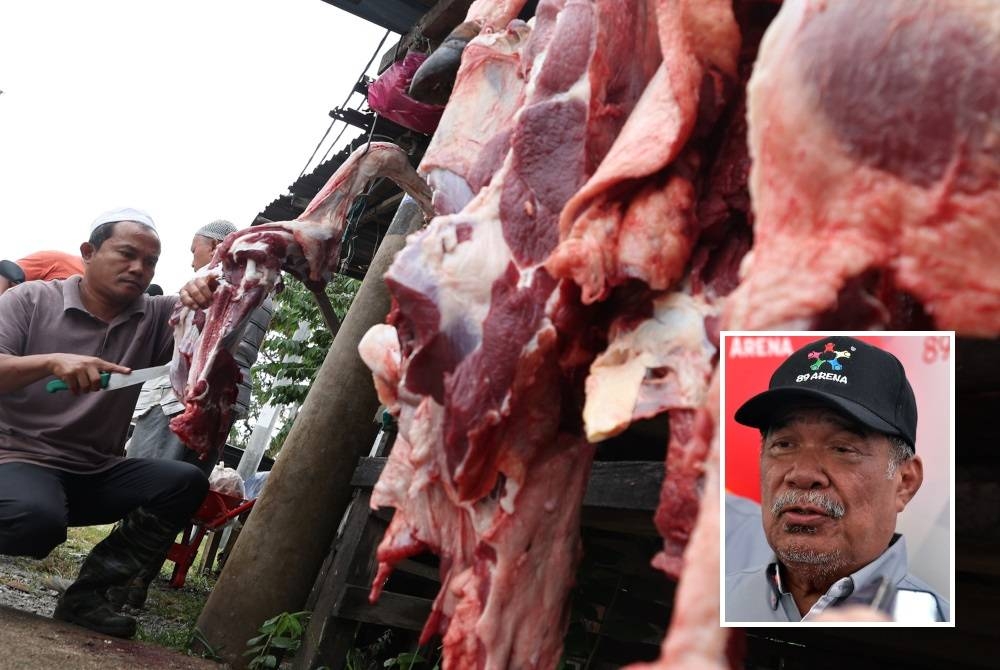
[54,508,180,638]
[106,514,177,612]
[106,550,170,612]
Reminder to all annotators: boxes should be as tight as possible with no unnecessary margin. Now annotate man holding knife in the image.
[0,208,213,638]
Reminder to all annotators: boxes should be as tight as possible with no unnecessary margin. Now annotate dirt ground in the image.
[0,530,228,669]
[0,604,223,670]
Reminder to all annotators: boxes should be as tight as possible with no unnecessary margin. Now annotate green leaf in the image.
[268,637,300,650]
[236,275,359,457]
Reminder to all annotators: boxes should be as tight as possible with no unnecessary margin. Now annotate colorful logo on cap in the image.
[807,342,851,371]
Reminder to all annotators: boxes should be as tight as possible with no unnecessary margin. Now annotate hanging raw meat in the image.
[359,0,758,668]
[408,0,531,106]
[547,0,741,304]
[169,143,433,457]
[419,20,532,216]
[626,374,729,670]
[360,0,660,666]
[725,0,1000,334]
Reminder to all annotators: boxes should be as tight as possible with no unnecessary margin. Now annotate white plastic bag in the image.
[209,462,246,499]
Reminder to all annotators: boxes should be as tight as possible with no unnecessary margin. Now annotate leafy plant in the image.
[385,645,442,670]
[229,273,360,457]
[384,651,429,669]
[345,629,394,670]
[244,610,312,669]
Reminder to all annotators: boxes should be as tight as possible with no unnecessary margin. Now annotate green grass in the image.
[33,525,116,578]
[136,566,217,653]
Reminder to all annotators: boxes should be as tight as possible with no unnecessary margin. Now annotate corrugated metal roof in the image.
[319,0,436,34]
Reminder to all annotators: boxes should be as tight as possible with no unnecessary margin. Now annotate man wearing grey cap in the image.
[0,208,210,638]
[725,336,948,623]
[117,219,273,608]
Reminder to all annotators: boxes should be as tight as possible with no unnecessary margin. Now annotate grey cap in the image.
[195,219,238,242]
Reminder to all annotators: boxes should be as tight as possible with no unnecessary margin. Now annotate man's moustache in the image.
[770,490,845,519]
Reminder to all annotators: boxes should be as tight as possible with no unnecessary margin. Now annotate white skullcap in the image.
[90,207,157,234]
[195,219,238,242]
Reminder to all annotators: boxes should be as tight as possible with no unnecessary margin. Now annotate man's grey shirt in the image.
[726,534,949,622]
[725,493,773,574]
[0,278,175,471]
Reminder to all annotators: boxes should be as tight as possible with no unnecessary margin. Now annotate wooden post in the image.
[192,197,426,667]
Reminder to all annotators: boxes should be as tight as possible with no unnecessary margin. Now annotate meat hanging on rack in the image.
[360,0,752,668]
[167,142,433,458]
[725,0,1000,334]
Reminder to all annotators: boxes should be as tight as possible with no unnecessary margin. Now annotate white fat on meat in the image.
[421,23,532,215]
[584,292,718,442]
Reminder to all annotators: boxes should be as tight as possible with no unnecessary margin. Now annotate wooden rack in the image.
[294,424,673,670]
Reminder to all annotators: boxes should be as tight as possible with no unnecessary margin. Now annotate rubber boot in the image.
[106,550,170,611]
[105,510,178,611]
[53,508,180,638]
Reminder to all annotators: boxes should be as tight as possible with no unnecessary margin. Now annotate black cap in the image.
[734,336,917,449]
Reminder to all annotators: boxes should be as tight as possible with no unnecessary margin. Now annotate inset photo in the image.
[720,332,954,626]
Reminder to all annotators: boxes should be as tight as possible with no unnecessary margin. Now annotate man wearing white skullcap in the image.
[0,207,209,639]
[89,207,158,234]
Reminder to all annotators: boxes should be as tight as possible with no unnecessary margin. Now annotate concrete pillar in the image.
[193,196,425,666]
[235,322,311,484]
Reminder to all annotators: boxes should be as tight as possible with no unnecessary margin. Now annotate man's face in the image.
[190,235,217,271]
[82,221,160,303]
[759,407,920,579]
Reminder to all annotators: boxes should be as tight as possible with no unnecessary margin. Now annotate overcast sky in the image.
[0,0,391,293]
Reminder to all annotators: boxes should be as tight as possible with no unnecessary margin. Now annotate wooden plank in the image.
[751,626,999,670]
[395,558,440,582]
[585,461,662,511]
[295,492,382,670]
[350,457,385,488]
[956,338,1000,393]
[351,458,663,511]
[338,585,433,631]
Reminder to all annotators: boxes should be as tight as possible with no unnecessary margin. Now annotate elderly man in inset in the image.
[726,336,948,623]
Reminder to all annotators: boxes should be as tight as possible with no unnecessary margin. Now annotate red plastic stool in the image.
[165,489,255,587]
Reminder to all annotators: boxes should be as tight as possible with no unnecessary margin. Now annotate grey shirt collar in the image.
[766,534,909,620]
[62,275,148,325]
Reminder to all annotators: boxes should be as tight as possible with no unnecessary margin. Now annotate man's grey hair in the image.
[886,435,915,478]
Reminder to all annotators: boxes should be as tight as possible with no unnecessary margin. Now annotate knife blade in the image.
[45,363,172,393]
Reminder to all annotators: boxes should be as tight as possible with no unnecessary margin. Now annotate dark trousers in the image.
[0,459,208,559]
[128,408,217,477]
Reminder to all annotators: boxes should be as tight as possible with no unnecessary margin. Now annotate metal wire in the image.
[362,112,380,155]
[297,27,391,178]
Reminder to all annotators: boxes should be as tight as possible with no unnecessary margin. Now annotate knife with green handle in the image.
[45,364,171,393]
